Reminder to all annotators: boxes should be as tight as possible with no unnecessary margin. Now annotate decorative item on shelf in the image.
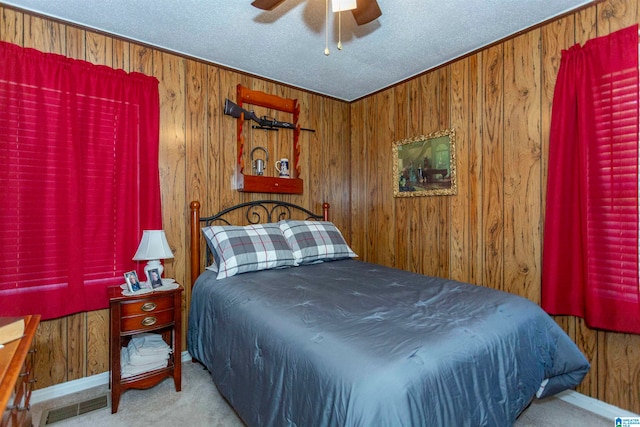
[275,158,290,178]
[132,230,174,284]
[224,99,315,133]
[251,146,268,176]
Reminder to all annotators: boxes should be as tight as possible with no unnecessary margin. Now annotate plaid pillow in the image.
[202,224,295,279]
[278,220,357,265]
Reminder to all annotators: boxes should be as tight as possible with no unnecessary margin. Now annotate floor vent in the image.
[42,394,109,425]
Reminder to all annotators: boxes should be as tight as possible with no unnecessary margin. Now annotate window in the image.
[542,25,640,334]
[0,41,162,320]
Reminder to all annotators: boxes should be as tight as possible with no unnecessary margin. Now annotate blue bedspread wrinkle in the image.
[188,259,589,427]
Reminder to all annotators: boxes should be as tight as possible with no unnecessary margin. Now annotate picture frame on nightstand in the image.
[124,271,141,292]
[148,268,163,289]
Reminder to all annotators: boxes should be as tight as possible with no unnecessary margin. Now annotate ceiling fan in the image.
[251,0,382,26]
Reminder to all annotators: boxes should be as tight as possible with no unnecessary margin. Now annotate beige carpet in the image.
[31,361,613,426]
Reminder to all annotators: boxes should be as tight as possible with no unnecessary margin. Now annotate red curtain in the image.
[542,25,640,334]
[0,41,162,320]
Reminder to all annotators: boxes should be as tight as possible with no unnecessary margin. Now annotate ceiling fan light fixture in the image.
[331,0,357,12]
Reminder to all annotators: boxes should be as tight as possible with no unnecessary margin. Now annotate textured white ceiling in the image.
[2,0,594,101]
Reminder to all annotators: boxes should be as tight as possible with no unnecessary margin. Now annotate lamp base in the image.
[143,260,164,285]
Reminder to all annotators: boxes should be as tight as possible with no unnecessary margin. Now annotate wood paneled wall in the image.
[0,4,351,392]
[349,0,640,414]
[2,0,640,415]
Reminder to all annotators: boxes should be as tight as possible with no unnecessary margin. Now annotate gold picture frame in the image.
[393,129,457,197]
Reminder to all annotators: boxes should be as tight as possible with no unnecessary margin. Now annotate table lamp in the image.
[132,230,174,284]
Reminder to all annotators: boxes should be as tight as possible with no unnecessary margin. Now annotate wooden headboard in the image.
[190,200,330,289]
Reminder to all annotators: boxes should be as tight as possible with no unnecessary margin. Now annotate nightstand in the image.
[108,284,183,413]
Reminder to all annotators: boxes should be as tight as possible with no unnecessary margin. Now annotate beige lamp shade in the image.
[133,230,174,283]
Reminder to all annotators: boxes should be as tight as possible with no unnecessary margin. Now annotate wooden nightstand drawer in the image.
[120,295,174,317]
[121,309,174,332]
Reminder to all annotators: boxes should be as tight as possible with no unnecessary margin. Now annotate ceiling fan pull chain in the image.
[337,10,343,50]
[324,0,330,55]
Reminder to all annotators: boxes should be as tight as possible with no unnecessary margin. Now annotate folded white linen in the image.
[130,332,169,352]
[121,347,169,378]
[120,333,172,377]
[130,333,171,355]
[127,346,169,366]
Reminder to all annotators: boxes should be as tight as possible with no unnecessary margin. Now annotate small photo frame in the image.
[124,271,141,292]
[148,268,163,289]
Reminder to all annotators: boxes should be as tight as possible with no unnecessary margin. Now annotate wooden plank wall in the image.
[2,0,640,415]
[0,4,351,391]
[349,0,640,414]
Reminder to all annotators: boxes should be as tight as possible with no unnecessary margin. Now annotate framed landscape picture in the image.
[392,129,457,197]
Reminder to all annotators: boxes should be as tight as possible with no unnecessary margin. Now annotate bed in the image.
[187,200,589,426]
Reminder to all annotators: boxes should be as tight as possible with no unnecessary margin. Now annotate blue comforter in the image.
[188,259,589,426]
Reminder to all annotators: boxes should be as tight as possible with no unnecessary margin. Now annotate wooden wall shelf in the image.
[237,175,303,194]
[235,84,303,195]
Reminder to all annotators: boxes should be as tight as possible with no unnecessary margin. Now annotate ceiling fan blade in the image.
[351,0,382,25]
[251,0,286,11]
